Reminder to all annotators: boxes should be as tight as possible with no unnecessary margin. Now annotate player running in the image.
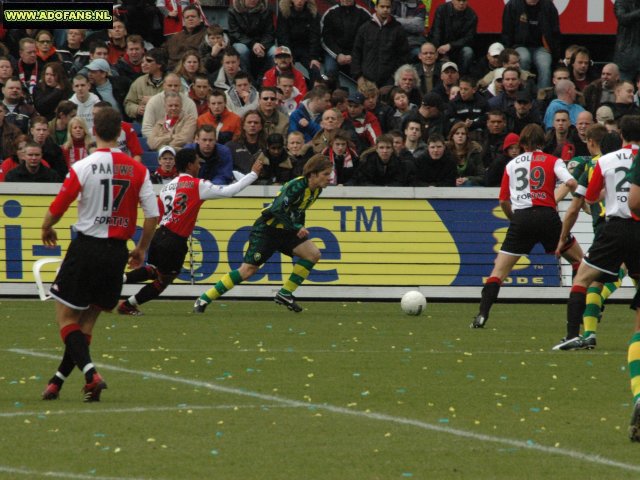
[117,149,262,315]
[554,115,640,351]
[41,107,159,401]
[193,154,333,314]
[471,124,582,329]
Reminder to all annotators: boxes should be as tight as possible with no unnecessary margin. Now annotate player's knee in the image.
[240,264,259,279]
[308,249,321,264]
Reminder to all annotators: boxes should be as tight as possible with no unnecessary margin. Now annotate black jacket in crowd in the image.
[447,92,488,133]
[428,1,478,54]
[413,150,457,187]
[351,15,409,86]
[4,162,61,183]
[501,0,562,62]
[353,148,408,186]
[228,1,276,51]
[320,3,371,59]
[276,2,322,63]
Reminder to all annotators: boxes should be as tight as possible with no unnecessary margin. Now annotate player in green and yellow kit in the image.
[553,127,626,350]
[193,154,333,313]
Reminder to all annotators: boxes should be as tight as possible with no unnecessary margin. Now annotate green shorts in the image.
[243,222,307,266]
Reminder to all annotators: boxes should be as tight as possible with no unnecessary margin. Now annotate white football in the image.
[401,291,427,316]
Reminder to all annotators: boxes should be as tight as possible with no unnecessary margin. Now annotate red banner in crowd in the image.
[428,0,616,35]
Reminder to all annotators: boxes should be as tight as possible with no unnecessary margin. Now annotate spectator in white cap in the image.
[261,46,308,97]
[150,145,178,184]
[471,42,504,81]
[86,58,127,114]
[431,61,459,104]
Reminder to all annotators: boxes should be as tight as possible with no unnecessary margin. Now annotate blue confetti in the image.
[438,418,449,423]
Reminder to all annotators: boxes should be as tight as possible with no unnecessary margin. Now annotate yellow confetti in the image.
[384,432,391,437]
[114,448,121,453]
[307,373,314,378]
[147,438,156,443]
[463,352,472,356]
[474,420,480,425]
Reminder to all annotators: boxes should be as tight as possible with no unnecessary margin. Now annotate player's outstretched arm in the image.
[128,217,158,269]
[201,160,262,200]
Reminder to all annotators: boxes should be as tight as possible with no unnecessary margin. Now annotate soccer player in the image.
[626,142,640,441]
[471,124,582,328]
[118,150,263,315]
[193,154,333,313]
[40,107,159,402]
[553,115,640,351]
[552,127,626,350]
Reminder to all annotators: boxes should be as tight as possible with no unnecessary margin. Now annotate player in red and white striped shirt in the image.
[472,124,582,329]
[117,149,262,315]
[40,107,159,402]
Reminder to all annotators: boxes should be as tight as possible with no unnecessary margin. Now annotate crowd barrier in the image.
[0,182,633,301]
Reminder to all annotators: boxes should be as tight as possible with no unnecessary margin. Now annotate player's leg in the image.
[123,265,158,284]
[120,229,186,315]
[53,302,106,401]
[275,239,322,313]
[471,252,521,328]
[194,263,259,312]
[627,291,640,441]
[553,262,602,350]
[583,281,604,338]
[120,272,179,315]
[194,223,269,313]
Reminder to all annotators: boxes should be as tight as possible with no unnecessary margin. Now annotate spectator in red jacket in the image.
[262,46,308,98]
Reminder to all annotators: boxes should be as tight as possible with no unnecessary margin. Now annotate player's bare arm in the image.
[499,200,513,220]
[556,196,583,257]
[128,217,158,269]
[41,211,62,246]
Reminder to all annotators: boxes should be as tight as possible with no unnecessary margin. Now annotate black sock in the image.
[566,288,587,339]
[479,281,501,318]
[135,280,167,306]
[49,347,75,386]
[125,265,157,283]
[64,330,95,383]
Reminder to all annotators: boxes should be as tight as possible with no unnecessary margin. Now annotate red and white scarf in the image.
[326,147,354,185]
[18,60,37,96]
[164,115,178,131]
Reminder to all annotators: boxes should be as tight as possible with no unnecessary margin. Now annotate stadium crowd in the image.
[0,0,632,187]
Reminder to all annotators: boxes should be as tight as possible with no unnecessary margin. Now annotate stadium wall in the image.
[0,183,634,301]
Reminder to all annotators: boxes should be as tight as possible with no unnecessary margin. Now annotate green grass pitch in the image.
[1,298,640,479]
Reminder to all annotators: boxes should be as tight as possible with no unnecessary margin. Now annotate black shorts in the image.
[50,233,128,311]
[584,218,640,278]
[148,227,188,275]
[500,207,564,256]
[243,223,306,266]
